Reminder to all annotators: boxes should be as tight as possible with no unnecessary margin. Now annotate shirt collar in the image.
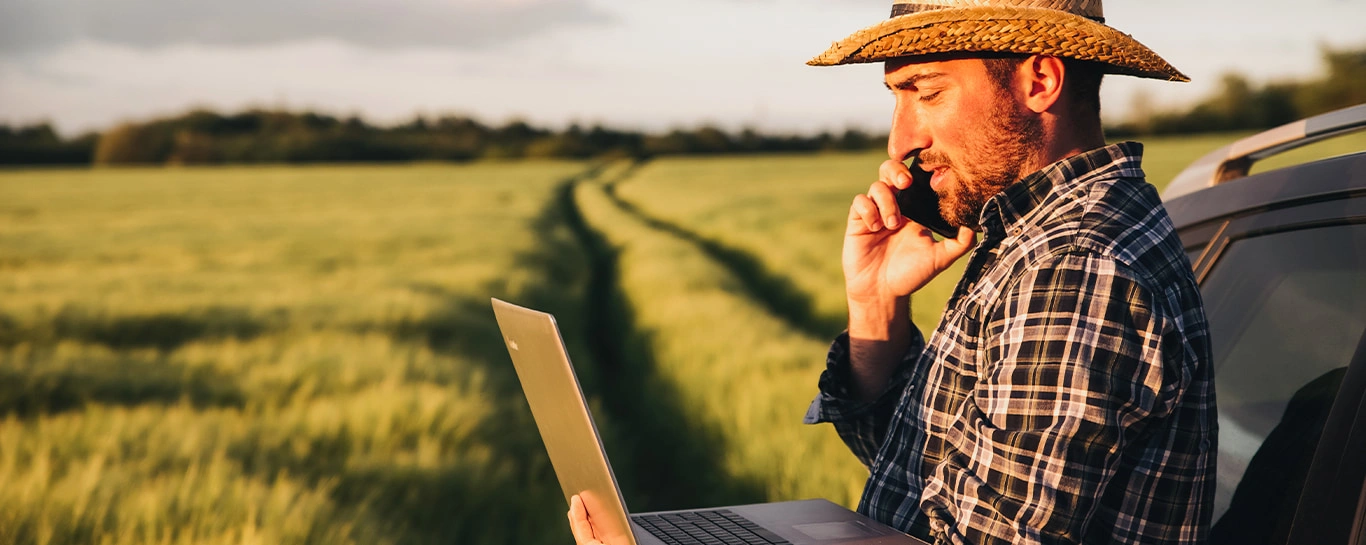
[978,141,1146,237]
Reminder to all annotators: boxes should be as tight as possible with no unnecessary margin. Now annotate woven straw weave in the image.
[892,0,1104,19]
[810,4,1185,82]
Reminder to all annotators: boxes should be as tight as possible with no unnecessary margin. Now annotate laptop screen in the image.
[491,298,638,545]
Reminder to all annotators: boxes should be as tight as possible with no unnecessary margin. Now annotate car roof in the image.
[1163,150,1366,230]
[1162,104,1366,202]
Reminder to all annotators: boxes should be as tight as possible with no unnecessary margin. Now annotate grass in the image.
[606,130,1366,338]
[0,161,597,544]
[574,172,869,509]
[2,129,1361,544]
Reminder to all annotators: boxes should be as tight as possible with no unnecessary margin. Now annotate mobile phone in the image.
[895,161,958,238]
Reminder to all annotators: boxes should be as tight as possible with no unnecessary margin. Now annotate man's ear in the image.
[1020,55,1065,114]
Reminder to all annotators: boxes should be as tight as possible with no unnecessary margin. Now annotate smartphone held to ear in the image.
[895,161,958,238]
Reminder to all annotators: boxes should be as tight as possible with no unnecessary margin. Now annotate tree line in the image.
[1,110,880,166]
[2,46,1361,166]
[1108,46,1365,136]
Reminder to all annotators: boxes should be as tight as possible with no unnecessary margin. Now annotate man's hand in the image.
[568,494,604,545]
[842,159,975,400]
[844,159,976,310]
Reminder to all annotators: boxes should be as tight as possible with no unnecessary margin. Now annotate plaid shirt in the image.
[806,143,1216,544]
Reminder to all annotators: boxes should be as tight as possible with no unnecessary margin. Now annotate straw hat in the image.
[809,0,1187,82]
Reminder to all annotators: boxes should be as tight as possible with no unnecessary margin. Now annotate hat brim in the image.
[808,6,1188,82]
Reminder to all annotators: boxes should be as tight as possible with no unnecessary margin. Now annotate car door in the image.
[1167,153,1366,545]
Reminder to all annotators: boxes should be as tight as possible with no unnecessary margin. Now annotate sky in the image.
[1,0,1363,137]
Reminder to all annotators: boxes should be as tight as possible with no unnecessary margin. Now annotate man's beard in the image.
[919,93,1044,230]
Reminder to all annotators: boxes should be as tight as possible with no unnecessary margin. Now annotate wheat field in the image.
[0,162,596,544]
[3,130,1362,544]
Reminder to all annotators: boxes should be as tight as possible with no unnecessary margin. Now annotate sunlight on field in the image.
[614,153,866,335]
[4,130,1360,544]
[575,177,868,508]
[0,162,591,544]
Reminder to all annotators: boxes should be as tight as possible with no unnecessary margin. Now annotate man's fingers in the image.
[879,159,913,190]
[866,182,902,230]
[568,495,600,545]
[954,226,976,248]
[937,226,978,268]
[849,194,884,233]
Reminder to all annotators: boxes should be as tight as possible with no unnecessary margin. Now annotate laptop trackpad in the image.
[792,522,877,540]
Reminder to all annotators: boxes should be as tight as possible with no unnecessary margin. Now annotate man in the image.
[572,1,1215,543]
[803,1,1217,544]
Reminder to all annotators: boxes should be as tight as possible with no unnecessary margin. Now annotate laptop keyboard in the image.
[632,509,792,545]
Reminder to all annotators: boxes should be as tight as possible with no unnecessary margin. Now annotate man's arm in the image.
[807,159,975,466]
[805,327,925,468]
[921,252,1209,544]
[808,159,976,463]
[840,161,975,398]
[847,296,915,402]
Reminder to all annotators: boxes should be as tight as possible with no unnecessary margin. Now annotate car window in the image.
[1196,223,1366,543]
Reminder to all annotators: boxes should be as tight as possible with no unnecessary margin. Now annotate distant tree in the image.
[691,126,732,154]
[1111,44,1366,136]
[167,131,220,165]
[94,122,174,165]
[0,122,96,165]
[525,128,595,158]
[1295,46,1366,115]
[835,129,874,151]
[643,130,692,156]
[398,115,429,133]
[14,104,891,166]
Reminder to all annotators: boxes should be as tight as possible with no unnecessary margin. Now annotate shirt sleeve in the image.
[804,327,926,469]
[921,251,1190,545]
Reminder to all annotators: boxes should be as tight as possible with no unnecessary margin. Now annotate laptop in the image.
[491,298,927,545]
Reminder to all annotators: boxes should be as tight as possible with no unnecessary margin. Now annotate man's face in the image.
[884,57,1043,229]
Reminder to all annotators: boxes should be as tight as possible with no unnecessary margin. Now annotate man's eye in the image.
[919,91,942,102]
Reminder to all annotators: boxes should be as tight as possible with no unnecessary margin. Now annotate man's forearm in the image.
[847,295,913,402]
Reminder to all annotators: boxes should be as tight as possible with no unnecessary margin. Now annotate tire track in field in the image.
[601,164,844,340]
[560,162,765,510]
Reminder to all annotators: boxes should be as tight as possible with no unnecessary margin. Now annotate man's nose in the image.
[887,99,929,162]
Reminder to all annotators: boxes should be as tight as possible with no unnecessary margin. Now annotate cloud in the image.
[0,0,613,52]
